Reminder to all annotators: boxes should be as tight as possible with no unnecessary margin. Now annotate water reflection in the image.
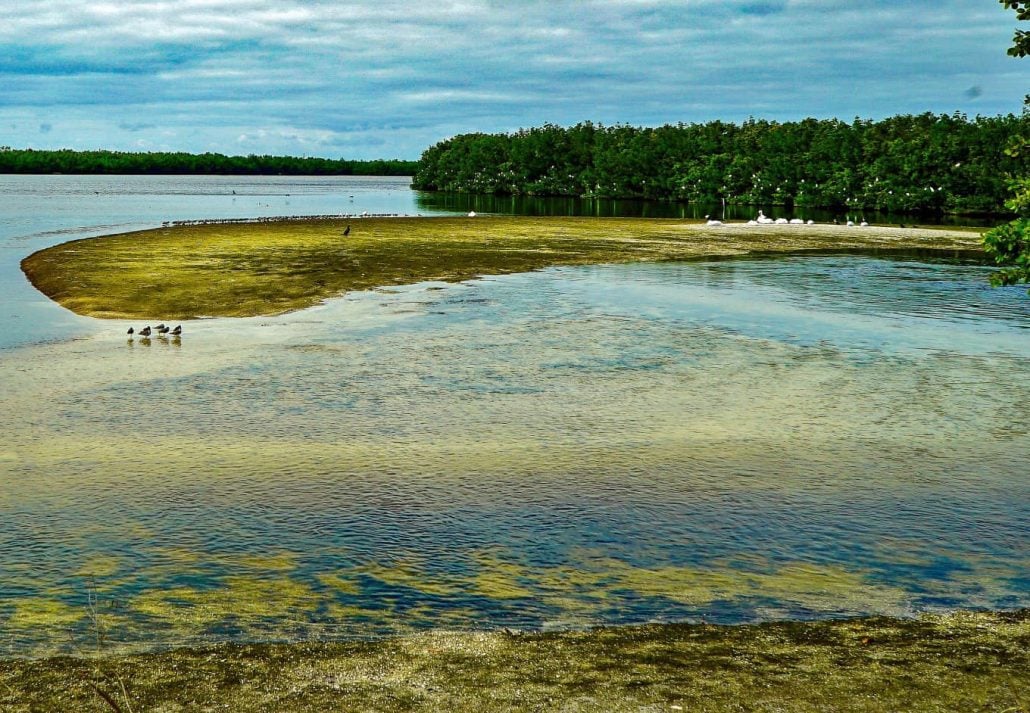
[415,191,1007,227]
[0,255,1027,656]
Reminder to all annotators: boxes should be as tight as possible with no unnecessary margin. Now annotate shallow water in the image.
[0,174,425,350]
[1,249,1027,656]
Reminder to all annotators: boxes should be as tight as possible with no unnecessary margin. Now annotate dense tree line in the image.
[413,114,1030,215]
[0,148,416,176]
[983,0,1029,287]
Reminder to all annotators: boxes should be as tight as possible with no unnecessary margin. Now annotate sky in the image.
[0,0,1025,160]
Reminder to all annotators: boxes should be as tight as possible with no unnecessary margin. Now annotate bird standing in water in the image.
[127,327,134,337]
[139,326,152,337]
[170,325,182,336]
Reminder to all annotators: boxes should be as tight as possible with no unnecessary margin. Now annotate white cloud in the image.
[0,0,1023,158]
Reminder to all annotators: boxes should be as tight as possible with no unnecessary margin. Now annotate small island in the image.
[21,216,985,320]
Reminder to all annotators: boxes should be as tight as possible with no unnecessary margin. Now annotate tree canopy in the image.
[1002,0,1030,56]
[413,114,1028,215]
[982,0,1030,288]
[0,148,416,176]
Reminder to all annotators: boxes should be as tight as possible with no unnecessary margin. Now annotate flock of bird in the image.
[127,323,181,338]
[704,211,869,227]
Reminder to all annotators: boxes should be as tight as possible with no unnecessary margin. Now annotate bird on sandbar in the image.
[170,325,182,336]
[139,326,152,337]
[343,225,351,236]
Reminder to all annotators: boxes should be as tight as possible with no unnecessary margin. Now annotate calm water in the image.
[0,175,1027,657]
[415,191,1005,226]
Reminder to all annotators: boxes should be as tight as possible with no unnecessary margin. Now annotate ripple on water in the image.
[0,255,1027,656]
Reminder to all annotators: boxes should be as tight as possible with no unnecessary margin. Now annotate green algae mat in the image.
[2,611,1027,712]
[20,217,984,319]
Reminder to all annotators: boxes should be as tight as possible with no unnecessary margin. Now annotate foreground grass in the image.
[1,611,1027,712]
[21,216,985,319]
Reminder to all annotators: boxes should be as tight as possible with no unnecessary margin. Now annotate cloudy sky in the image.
[1,0,1024,159]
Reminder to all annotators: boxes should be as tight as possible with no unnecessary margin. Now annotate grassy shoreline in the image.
[21,216,986,320]
[2,611,1027,712]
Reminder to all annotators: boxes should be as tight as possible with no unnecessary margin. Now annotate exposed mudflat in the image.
[20,216,984,319]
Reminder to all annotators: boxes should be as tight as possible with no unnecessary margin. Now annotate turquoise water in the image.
[0,247,1027,656]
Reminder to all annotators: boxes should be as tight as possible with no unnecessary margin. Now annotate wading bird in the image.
[139,326,152,337]
[170,325,182,336]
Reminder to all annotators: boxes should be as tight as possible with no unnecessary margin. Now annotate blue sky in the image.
[0,0,1025,159]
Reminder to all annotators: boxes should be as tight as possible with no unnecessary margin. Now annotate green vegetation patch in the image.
[21,216,983,320]
[0,147,416,176]
[1,611,1027,712]
[413,115,1030,213]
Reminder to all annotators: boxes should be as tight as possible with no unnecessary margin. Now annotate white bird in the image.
[860,220,869,227]
[705,214,723,226]
[756,210,774,224]
[806,219,814,225]
[846,220,855,227]
[789,218,804,224]
[468,211,477,217]
[775,217,788,224]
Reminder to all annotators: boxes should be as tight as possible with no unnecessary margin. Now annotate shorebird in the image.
[158,325,170,335]
[139,326,152,337]
[127,327,134,336]
[155,323,166,332]
[343,225,351,236]
[170,325,181,336]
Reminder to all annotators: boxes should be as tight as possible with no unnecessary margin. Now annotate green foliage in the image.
[0,148,416,176]
[981,1,1030,288]
[1001,0,1030,56]
[983,218,1030,286]
[413,114,1029,215]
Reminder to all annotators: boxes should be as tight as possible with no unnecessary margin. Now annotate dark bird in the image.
[155,323,166,331]
[158,325,170,334]
[343,225,351,236]
[127,327,134,336]
[139,326,152,337]
[170,325,182,336]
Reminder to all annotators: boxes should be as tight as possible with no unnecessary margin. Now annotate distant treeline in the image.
[412,114,1030,214]
[0,148,417,176]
